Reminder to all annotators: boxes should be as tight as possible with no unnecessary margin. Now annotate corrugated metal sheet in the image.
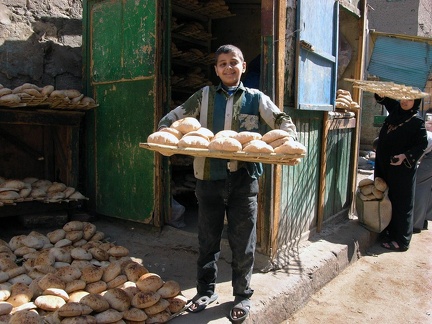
[368,34,432,89]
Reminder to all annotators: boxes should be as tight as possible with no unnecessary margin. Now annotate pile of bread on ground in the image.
[0,83,97,110]
[357,177,388,201]
[335,89,361,110]
[0,177,88,207]
[0,220,186,323]
[147,117,307,155]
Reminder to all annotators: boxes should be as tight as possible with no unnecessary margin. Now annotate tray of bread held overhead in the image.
[345,78,430,100]
[139,117,306,166]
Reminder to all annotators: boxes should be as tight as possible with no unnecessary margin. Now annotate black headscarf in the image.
[385,98,422,125]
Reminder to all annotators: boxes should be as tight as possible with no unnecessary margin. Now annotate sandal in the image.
[381,241,408,252]
[186,293,218,313]
[229,297,251,323]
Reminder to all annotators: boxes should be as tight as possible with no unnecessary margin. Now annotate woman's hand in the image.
[390,154,406,165]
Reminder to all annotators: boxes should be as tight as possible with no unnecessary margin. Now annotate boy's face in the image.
[214,52,246,87]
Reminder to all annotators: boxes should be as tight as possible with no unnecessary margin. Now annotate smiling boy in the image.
[158,44,297,322]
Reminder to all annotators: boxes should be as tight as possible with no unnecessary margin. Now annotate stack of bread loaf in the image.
[147,117,307,156]
[335,89,360,110]
[0,83,97,110]
[0,220,187,323]
[0,177,88,207]
[357,177,388,201]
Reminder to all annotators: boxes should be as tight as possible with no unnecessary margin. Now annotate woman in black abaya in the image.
[374,94,428,251]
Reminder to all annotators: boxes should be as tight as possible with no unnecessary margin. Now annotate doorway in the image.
[168,0,262,232]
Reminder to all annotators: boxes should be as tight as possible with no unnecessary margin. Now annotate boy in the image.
[158,44,297,322]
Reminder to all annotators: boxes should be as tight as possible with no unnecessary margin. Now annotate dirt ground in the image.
[283,224,432,324]
[284,170,432,324]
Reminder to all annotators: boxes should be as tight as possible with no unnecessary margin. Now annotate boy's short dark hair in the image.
[214,44,244,63]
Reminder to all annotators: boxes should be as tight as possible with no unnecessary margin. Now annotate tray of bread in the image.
[140,117,306,166]
[345,78,430,100]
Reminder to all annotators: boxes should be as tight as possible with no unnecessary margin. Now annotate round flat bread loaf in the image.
[58,302,93,317]
[34,295,66,311]
[358,178,374,187]
[9,310,41,324]
[178,136,209,149]
[38,273,65,291]
[61,315,96,324]
[156,280,180,298]
[144,298,170,315]
[47,229,66,244]
[146,310,171,324]
[208,137,242,152]
[131,291,161,309]
[88,247,109,261]
[55,266,82,283]
[273,140,307,154]
[102,288,131,312]
[268,136,293,149]
[0,301,12,316]
[65,280,86,293]
[214,130,238,138]
[103,262,122,283]
[106,274,127,289]
[80,293,110,313]
[147,132,179,146]
[372,187,384,200]
[85,280,107,294]
[360,184,374,196]
[82,222,97,241]
[124,262,149,282]
[123,307,148,322]
[94,309,123,324]
[159,127,183,140]
[108,245,129,257]
[68,290,89,303]
[119,281,140,299]
[358,191,376,201]
[243,140,274,153]
[262,129,292,143]
[136,273,164,293]
[183,127,214,141]
[42,288,69,301]
[168,294,188,313]
[374,177,387,191]
[71,248,92,261]
[80,265,104,283]
[171,117,201,134]
[63,221,84,232]
[233,131,262,144]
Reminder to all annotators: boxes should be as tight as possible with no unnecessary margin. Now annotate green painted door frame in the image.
[82,0,164,223]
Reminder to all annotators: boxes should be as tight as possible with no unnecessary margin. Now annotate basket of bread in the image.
[140,117,307,166]
[355,177,392,233]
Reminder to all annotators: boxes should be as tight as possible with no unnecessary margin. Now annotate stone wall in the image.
[0,0,83,90]
[367,0,432,37]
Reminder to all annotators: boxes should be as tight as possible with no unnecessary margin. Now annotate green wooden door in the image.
[83,0,158,222]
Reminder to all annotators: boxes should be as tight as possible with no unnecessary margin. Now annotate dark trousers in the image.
[195,168,258,298]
